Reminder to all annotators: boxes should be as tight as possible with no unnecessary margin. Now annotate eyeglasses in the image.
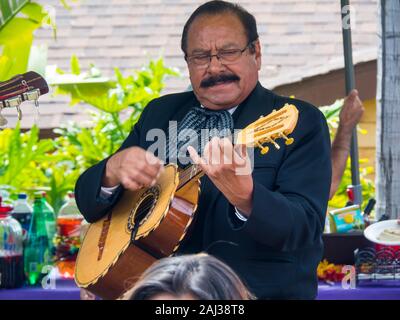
[186,42,254,68]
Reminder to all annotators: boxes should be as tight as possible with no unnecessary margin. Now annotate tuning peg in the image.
[16,105,22,121]
[260,146,269,155]
[0,111,7,126]
[23,89,40,102]
[256,142,269,155]
[5,96,22,108]
[280,133,294,145]
[268,137,280,150]
[285,138,294,145]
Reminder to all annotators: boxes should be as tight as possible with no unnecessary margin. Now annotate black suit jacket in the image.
[75,82,332,299]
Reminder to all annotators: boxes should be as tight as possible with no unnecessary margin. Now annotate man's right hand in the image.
[338,89,365,135]
[102,146,164,191]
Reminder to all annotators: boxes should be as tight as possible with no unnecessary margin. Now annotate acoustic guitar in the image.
[0,71,49,126]
[75,103,299,299]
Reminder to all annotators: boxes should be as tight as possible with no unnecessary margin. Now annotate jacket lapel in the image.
[171,93,200,123]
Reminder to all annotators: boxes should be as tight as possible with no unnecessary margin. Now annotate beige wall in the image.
[358,99,376,180]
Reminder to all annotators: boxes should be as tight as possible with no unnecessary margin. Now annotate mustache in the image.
[200,73,240,88]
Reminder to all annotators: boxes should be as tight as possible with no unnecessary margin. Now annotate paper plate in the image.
[364,219,400,246]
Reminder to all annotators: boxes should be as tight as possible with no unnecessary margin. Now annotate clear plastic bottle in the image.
[55,192,84,278]
[12,193,33,242]
[58,192,83,237]
[0,197,24,288]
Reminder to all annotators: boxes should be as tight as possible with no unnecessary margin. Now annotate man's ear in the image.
[253,39,262,70]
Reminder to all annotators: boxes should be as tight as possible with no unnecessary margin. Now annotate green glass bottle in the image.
[24,194,49,285]
[41,192,56,257]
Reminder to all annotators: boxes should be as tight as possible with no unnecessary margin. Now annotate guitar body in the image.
[75,164,200,299]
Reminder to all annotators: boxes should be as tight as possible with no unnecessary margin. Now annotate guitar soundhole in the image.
[132,186,160,227]
[135,194,156,224]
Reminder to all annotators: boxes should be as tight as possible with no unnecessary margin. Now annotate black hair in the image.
[124,253,254,300]
[181,0,259,56]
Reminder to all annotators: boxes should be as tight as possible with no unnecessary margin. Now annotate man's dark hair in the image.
[126,253,254,300]
[181,0,259,56]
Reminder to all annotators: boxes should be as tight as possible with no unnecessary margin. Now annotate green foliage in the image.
[328,159,375,210]
[0,1,179,211]
[0,56,178,211]
[0,1,55,80]
[46,57,179,209]
[51,56,179,162]
[59,0,80,10]
[0,122,55,202]
[0,0,29,28]
[319,99,343,138]
[321,100,375,210]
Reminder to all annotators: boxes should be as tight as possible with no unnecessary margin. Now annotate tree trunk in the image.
[376,0,400,219]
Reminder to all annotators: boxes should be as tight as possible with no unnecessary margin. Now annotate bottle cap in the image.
[34,191,43,200]
[17,193,27,199]
[0,196,13,217]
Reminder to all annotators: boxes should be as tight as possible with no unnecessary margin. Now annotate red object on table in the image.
[346,186,355,203]
[374,243,400,252]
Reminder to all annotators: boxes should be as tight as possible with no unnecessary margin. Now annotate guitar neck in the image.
[174,104,299,189]
[177,164,204,189]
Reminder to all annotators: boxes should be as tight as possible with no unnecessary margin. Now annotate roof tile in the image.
[21,0,378,129]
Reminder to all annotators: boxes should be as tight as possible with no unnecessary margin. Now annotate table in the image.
[317,281,400,300]
[0,279,81,300]
[1,280,399,300]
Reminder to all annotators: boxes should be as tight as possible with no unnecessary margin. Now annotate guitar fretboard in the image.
[177,164,204,189]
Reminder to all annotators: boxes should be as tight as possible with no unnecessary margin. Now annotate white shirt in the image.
[100,104,248,222]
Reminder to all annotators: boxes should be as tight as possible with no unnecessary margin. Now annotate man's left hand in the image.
[188,137,254,216]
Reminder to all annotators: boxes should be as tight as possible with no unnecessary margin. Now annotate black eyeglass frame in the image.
[185,41,256,67]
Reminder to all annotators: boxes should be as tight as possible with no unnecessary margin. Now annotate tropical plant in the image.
[51,55,180,167]
[0,56,179,211]
[0,122,55,202]
[0,0,55,80]
[320,100,375,210]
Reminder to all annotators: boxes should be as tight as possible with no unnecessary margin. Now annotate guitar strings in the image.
[0,75,23,89]
[0,76,43,95]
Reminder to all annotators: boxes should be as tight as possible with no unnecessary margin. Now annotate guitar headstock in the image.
[236,103,299,155]
[0,71,49,126]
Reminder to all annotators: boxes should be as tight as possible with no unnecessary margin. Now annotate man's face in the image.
[185,13,261,110]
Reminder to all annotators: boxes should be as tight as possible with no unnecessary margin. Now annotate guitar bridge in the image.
[97,212,112,261]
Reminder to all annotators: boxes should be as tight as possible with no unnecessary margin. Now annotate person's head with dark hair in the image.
[123,253,253,300]
[181,0,259,55]
[181,1,262,112]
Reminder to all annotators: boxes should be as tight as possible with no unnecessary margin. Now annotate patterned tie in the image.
[166,106,234,166]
